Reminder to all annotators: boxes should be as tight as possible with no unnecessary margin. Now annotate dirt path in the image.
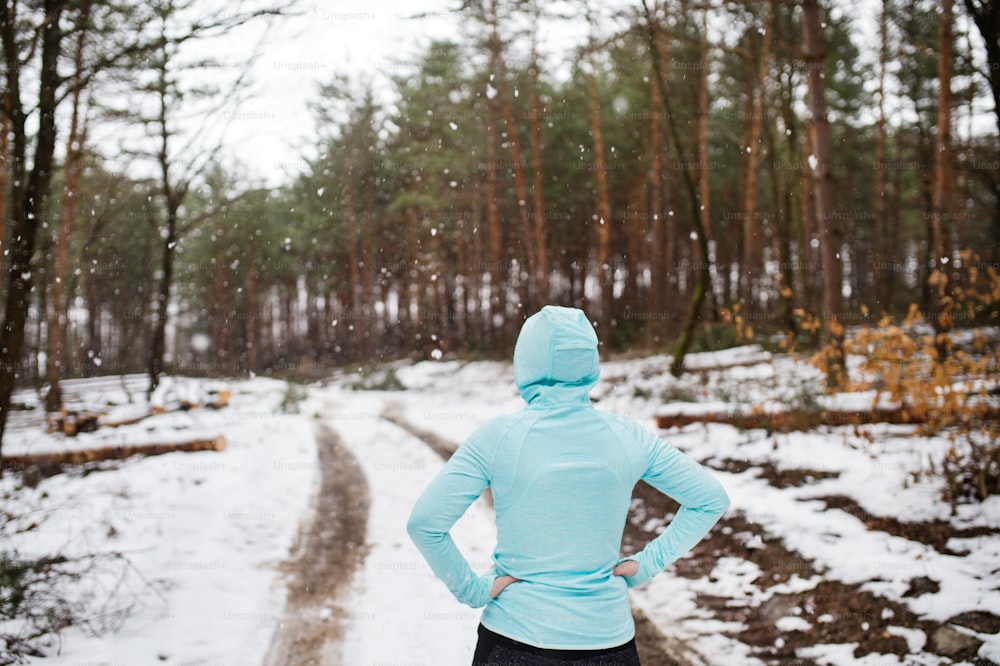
[628,460,1000,666]
[262,425,370,666]
[383,406,709,666]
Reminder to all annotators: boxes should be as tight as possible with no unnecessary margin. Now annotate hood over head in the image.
[513,305,600,405]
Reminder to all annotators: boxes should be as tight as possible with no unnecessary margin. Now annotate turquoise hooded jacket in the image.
[406,305,730,649]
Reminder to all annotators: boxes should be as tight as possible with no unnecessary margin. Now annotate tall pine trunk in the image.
[930,0,956,360]
[361,151,376,350]
[697,8,715,321]
[485,90,505,345]
[149,199,178,397]
[492,27,537,314]
[0,93,8,267]
[46,0,92,411]
[738,1,774,314]
[345,163,364,357]
[527,47,549,304]
[932,0,955,268]
[802,0,845,386]
[586,54,614,346]
[875,0,893,314]
[247,235,259,373]
[650,80,666,321]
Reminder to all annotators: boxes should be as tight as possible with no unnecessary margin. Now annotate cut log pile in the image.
[0,387,234,474]
[46,389,232,437]
[46,409,103,437]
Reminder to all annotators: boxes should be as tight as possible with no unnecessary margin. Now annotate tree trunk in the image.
[800,132,818,313]
[963,0,1000,151]
[771,139,797,332]
[932,0,955,268]
[738,0,774,315]
[284,276,296,356]
[931,0,956,360]
[875,0,893,314]
[46,0,92,412]
[362,152,376,349]
[247,234,259,374]
[148,36,181,398]
[642,0,711,376]
[0,0,67,459]
[776,70,802,332]
[485,89,505,344]
[586,56,614,347]
[45,113,85,408]
[625,207,642,321]
[697,8,715,321]
[490,15,537,314]
[527,42,550,304]
[963,0,1000,252]
[149,199,178,396]
[0,93,9,265]
[650,80,666,322]
[802,0,845,386]
[471,198,485,347]
[84,277,100,374]
[736,84,754,309]
[345,164,364,357]
[206,262,221,373]
[455,217,469,348]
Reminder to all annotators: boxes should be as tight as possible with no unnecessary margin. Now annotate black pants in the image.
[473,624,642,666]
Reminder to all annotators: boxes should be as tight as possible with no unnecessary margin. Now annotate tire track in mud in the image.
[382,405,709,666]
[262,424,370,666]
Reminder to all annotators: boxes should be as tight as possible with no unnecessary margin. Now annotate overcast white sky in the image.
[215,0,604,187]
[205,0,982,189]
[217,0,460,186]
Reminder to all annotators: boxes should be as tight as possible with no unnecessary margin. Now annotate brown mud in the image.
[263,425,371,666]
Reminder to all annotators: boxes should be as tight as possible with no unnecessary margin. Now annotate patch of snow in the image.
[776,615,813,632]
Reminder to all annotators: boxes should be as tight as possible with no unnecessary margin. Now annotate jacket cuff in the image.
[466,569,499,608]
[623,556,657,589]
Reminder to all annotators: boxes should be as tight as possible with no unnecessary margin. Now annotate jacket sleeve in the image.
[406,433,497,608]
[620,431,730,588]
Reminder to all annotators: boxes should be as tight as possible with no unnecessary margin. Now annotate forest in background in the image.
[1,0,1000,447]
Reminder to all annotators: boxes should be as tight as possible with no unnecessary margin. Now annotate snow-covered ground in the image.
[4,376,318,665]
[3,346,999,665]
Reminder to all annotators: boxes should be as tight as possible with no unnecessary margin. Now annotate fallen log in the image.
[656,407,1000,431]
[655,408,961,431]
[685,354,773,373]
[1,435,227,472]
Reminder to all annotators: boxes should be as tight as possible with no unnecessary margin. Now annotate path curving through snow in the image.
[263,425,370,665]
[263,385,715,664]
